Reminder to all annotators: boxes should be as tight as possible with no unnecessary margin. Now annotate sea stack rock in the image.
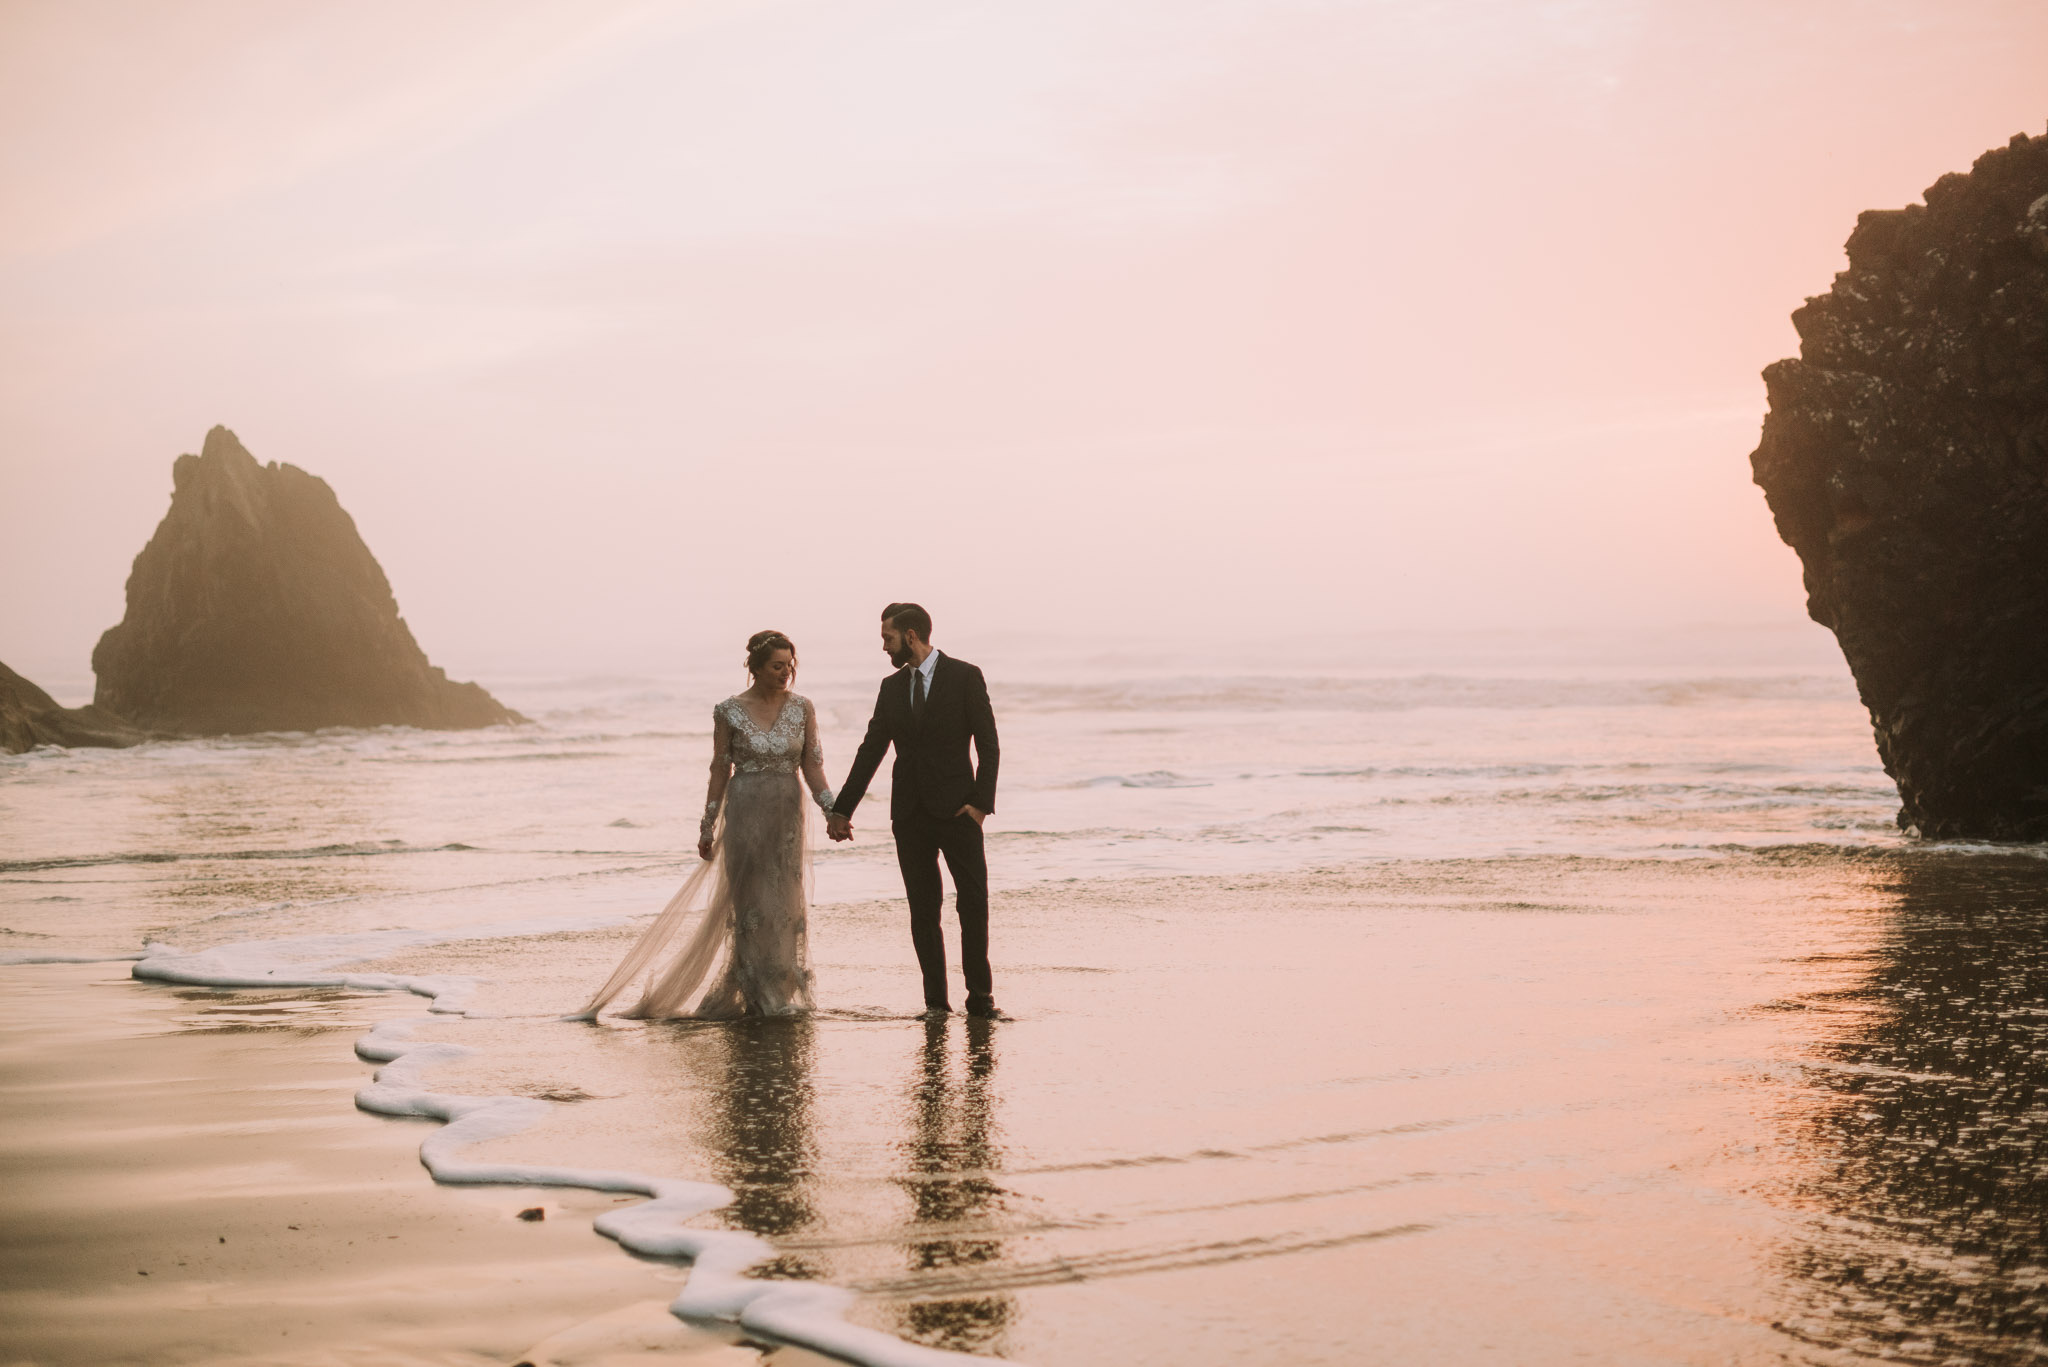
[0,661,146,753]
[92,427,522,735]
[1750,132,2048,839]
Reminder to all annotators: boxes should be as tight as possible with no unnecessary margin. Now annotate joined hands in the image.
[824,807,981,841]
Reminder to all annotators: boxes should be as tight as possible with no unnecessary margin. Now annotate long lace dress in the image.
[573,694,828,1020]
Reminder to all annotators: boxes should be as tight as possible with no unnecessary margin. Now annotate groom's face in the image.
[881,622,918,669]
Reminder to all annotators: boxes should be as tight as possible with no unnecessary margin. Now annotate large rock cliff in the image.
[93,427,521,735]
[1751,132,2048,839]
[0,661,146,753]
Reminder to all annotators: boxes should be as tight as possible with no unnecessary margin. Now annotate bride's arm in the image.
[801,698,835,811]
[699,706,734,860]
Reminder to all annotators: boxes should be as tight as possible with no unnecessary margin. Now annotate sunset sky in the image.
[3,0,2043,682]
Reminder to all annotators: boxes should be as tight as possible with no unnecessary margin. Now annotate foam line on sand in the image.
[132,941,1005,1367]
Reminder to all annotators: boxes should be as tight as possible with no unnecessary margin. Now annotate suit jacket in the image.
[833,653,999,822]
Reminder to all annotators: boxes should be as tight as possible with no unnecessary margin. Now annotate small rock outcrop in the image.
[0,661,147,754]
[1751,131,2048,839]
[92,427,522,736]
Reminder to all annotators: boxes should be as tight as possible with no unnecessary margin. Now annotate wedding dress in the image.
[574,694,825,1020]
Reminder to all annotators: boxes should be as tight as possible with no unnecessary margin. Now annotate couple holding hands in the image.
[575,602,1004,1024]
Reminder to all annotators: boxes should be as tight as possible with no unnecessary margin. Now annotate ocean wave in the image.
[997,672,1857,714]
[0,841,481,874]
[1373,781,1896,807]
[1657,839,2048,863]
[165,857,696,930]
[368,750,625,765]
[1072,771,1213,789]
[1033,763,1888,794]
[1299,763,1570,779]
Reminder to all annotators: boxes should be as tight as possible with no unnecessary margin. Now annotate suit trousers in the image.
[892,808,992,1009]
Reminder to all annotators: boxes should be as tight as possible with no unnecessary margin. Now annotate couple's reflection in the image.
[897,1015,1017,1356]
[689,1016,825,1282]
[1780,854,2048,1359]
[661,1012,1018,1353]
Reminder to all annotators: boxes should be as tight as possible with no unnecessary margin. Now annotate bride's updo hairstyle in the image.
[745,630,798,683]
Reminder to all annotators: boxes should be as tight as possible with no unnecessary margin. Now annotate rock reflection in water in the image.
[687,1017,825,1282]
[893,1015,1016,1357]
[1782,855,2048,1362]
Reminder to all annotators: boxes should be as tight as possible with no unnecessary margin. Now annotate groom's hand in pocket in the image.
[957,805,986,827]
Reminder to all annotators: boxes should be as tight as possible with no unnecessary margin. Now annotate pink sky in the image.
[3,0,2044,682]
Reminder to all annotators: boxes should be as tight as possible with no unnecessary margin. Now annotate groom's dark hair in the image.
[882,602,932,642]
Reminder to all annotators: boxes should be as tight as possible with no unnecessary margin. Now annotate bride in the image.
[573,630,834,1020]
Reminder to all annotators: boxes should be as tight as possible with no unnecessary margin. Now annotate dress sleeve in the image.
[711,702,732,762]
[802,697,824,767]
[702,703,735,841]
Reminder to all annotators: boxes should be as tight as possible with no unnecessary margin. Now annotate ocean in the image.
[5,629,2045,1365]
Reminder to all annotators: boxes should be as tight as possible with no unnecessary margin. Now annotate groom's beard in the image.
[888,643,916,668]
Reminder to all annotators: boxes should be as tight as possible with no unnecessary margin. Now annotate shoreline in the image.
[0,960,785,1367]
[8,849,2047,1364]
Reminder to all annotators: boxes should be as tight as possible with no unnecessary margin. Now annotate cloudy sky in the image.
[3,0,2043,682]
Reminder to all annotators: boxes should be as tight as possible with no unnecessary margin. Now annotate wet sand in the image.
[376,854,2048,1365]
[7,852,2047,1365]
[0,962,836,1367]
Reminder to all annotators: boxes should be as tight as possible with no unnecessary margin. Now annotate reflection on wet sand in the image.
[893,1016,1017,1357]
[666,1013,1020,1354]
[684,1017,826,1281]
[168,985,382,1036]
[1781,854,2048,1361]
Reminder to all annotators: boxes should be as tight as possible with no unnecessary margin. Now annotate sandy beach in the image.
[5,660,2044,1364]
[11,846,2045,1365]
[0,960,840,1367]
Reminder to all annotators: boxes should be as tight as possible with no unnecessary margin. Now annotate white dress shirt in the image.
[911,648,941,707]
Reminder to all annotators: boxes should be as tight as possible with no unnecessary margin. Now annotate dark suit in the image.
[833,653,999,1010]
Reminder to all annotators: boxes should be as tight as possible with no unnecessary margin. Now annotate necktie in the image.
[912,668,926,719]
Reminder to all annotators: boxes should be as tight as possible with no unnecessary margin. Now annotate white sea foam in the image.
[129,938,1009,1367]
[127,908,640,1002]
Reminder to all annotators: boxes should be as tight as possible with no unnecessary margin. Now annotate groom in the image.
[827,603,1003,1019]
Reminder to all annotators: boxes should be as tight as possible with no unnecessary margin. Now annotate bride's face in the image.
[753,648,795,691]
